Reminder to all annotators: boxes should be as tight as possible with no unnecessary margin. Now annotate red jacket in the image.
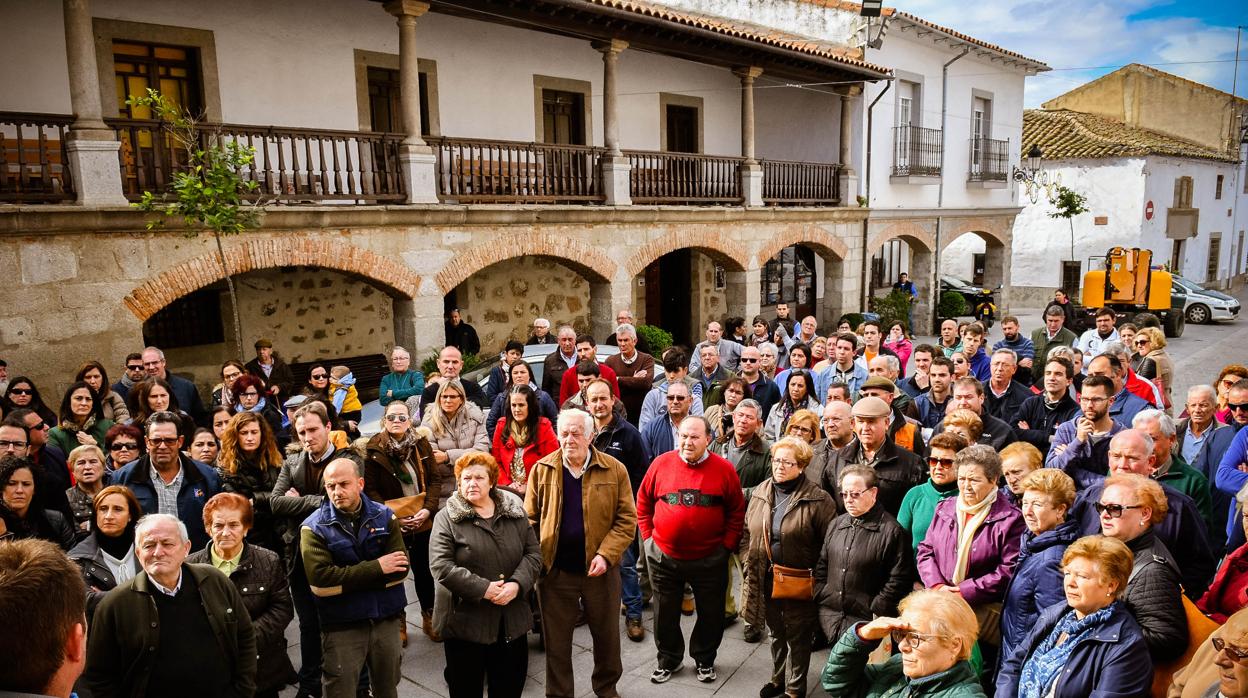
[558,361,620,404]
[1196,540,1248,623]
[491,417,559,488]
[1125,369,1163,409]
[636,450,745,560]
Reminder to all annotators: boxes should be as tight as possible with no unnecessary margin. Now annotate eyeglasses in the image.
[27,420,47,431]
[240,391,260,398]
[147,437,179,446]
[891,629,946,650]
[310,373,327,380]
[0,440,28,450]
[740,357,758,363]
[126,364,144,371]
[927,457,955,467]
[773,458,799,468]
[1134,339,1149,346]
[1229,402,1248,412]
[384,414,409,423]
[1093,502,1143,518]
[1080,396,1110,404]
[8,388,31,396]
[110,442,139,451]
[788,425,813,434]
[1213,637,1248,664]
[665,395,688,402]
[842,489,872,500]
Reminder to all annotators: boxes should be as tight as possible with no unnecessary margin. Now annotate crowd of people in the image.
[3,291,1248,698]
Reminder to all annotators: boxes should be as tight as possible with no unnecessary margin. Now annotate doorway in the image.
[644,249,692,347]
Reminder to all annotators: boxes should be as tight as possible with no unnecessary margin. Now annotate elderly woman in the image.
[917,444,1026,660]
[1135,327,1175,413]
[490,385,558,494]
[999,442,1043,508]
[999,469,1081,665]
[809,336,831,372]
[67,485,142,620]
[65,444,108,534]
[212,360,247,409]
[76,360,130,423]
[1198,489,1248,622]
[765,369,821,441]
[380,345,425,408]
[1097,473,1188,662]
[103,423,143,470]
[740,436,836,698]
[783,408,822,446]
[996,535,1151,697]
[758,343,780,379]
[429,451,541,697]
[216,411,284,553]
[815,464,914,655]
[941,409,983,446]
[899,432,969,555]
[821,589,983,696]
[706,377,751,443]
[423,379,489,503]
[188,493,296,698]
[485,361,558,441]
[189,428,220,466]
[1169,606,1248,698]
[0,456,75,550]
[364,399,441,642]
[231,374,283,436]
[48,381,115,454]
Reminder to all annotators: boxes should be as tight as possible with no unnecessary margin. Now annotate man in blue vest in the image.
[301,458,409,698]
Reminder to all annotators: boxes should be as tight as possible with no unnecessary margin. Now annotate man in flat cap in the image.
[858,375,925,455]
[819,396,925,517]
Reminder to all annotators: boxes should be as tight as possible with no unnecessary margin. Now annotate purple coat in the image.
[916,495,1025,606]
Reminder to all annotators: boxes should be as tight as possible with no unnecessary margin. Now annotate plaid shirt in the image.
[149,463,184,516]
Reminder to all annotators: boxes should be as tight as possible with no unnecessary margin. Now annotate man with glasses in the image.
[418,346,488,412]
[111,353,146,402]
[736,346,779,422]
[821,396,924,518]
[1133,409,1214,533]
[1174,609,1248,697]
[641,382,692,460]
[141,346,207,426]
[110,411,221,551]
[4,409,72,520]
[1047,375,1125,486]
[806,402,854,495]
[638,348,703,431]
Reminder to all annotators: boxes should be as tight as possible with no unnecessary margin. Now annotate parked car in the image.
[1171,275,1242,324]
[940,275,988,312]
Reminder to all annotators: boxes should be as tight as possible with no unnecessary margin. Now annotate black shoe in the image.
[743,624,764,643]
[760,683,786,698]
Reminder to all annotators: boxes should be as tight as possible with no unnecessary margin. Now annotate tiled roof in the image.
[1023,109,1236,162]
[890,11,1048,69]
[586,0,892,76]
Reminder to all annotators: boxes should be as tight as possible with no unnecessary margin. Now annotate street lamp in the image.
[1013,143,1058,203]
[859,1,887,48]
[860,0,883,17]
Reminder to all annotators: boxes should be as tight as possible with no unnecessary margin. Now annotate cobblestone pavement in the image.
[279,286,1247,698]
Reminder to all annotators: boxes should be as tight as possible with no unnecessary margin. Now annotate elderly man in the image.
[1168,607,1248,697]
[527,317,554,345]
[246,338,295,398]
[1133,409,1214,532]
[1069,429,1216,598]
[933,377,1018,450]
[543,325,580,395]
[868,354,918,419]
[636,416,745,684]
[605,310,651,353]
[737,345,779,421]
[141,346,207,425]
[84,514,257,698]
[1030,306,1078,386]
[1087,353,1153,426]
[984,348,1032,425]
[603,323,655,425]
[526,410,637,697]
[1047,374,1127,487]
[1179,385,1238,541]
[586,379,650,640]
[1015,356,1080,451]
[689,321,743,374]
[689,344,735,410]
[807,401,854,489]
[859,376,924,454]
[301,458,408,698]
[420,346,489,410]
[638,348,703,430]
[111,411,220,551]
[0,539,88,698]
[642,381,693,459]
[778,316,819,369]
[821,396,925,518]
[559,335,621,405]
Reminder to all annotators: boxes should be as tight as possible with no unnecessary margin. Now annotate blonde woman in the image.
[421,379,489,501]
[1133,326,1173,413]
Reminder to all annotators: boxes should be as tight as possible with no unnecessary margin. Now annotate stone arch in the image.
[624,229,751,279]
[123,237,421,322]
[867,220,936,255]
[939,216,1011,251]
[752,225,849,268]
[435,232,617,294]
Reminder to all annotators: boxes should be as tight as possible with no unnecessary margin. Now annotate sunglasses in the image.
[310,373,327,379]
[927,457,955,467]
[1134,339,1149,346]
[384,414,409,423]
[126,365,144,371]
[147,437,179,446]
[1094,502,1142,518]
[1229,403,1248,412]
[740,358,758,363]
[110,442,140,451]
[8,388,32,396]
[1213,637,1248,663]
[666,395,688,402]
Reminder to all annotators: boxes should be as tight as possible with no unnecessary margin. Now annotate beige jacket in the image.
[524,447,637,572]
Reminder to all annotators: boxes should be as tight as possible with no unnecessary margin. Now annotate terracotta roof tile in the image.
[890,11,1048,68]
[1023,109,1235,162]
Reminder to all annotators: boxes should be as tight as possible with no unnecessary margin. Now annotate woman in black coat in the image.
[0,456,75,550]
[188,493,296,698]
[215,411,284,554]
[67,485,143,621]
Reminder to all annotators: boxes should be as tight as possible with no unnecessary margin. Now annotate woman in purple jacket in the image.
[917,444,1026,672]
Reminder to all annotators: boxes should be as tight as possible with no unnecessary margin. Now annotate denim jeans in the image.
[620,535,642,619]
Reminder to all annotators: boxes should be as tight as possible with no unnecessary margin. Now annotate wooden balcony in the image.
[762,159,842,205]
[428,136,604,203]
[625,149,743,204]
[0,112,74,203]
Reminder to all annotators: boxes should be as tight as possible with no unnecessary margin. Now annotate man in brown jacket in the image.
[525,409,638,698]
[602,323,655,426]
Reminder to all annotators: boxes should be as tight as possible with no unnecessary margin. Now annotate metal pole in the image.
[863,80,893,311]
[933,46,970,331]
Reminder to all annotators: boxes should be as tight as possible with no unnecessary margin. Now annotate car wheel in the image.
[1186,303,1211,324]
[1164,311,1185,338]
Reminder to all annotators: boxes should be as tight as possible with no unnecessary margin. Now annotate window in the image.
[1216,175,1224,200]
[1208,234,1222,282]
[542,89,585,145]
[113,41,202,118]
[665,105,698,153]
[1061,261,1082,296]
[1174,176,1194,208]
[366,67,429,136]
[762,246,816,315]
[142,288,224,349]
[1171,239,1186,274]
[896,80,918,127]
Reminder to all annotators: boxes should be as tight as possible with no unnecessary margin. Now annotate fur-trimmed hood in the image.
[443,487,526,523]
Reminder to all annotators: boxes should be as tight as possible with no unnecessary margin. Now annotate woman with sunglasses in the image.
[363,399,441,643]
[48,381,115,455]
[950,351,971,380]
[212,360,247,409]
[821,589,983,696]
[300,364,332,402]
[490,385,557,496]
[75,360,130,423]
[1215,365,1248,425]
[103,423,143,470]
[422,379,488,503]
[2,376,56,425]
[1133,327,1174,414]
[996,535,1151,697]
[764,369,821,441]
[898,432,968,556]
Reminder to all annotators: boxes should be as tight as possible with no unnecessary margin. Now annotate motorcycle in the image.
[974,287,999,328]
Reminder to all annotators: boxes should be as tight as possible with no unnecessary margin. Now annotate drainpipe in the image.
[862,79,893,310]
[932,46,970,330]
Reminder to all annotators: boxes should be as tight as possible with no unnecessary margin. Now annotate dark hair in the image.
[575,360,601,378]
[752,315,768,327]
[784,369,817,406]
[503,384,541,444]
[1089,353,1123,374]
[862,320,881,332]
[74,360,111,395]
[3,377,54,423]
[575,334,597,347]
[0,539,87,694]
[104,422,144,456]
[1045,356,1076,381]
[834,332,858,349]
[128,378,180,425]
[661,347,689,372]
[124,352,143,364]
[929,356,955,374]
[219,359,246,382]
[92,485,143,532]
[143,410,183,437]
[716,377,752,406]
[724,316,746,337]
[305,364,329,385]
[788,343,812,365]
[218,411,282,474]
[826,380,850,398]
[1,412,31,443]
[952,376,985,397]
[1001,316,1020,326]
[1094,307,1117,319]
[507,360,533,387]
[1082,374,1116,394]
[0,456,56,536]
[913,343,937,358]
[58,381,103,426]
[504,340,524,354]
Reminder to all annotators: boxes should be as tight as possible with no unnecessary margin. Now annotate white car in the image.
[1171,275,1241,324]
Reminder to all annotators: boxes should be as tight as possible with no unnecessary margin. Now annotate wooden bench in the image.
[289,353,389,404]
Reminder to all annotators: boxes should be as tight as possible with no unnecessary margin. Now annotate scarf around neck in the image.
[1017,603,1117,698]
[952,487,997,584]
[382,430,420,485]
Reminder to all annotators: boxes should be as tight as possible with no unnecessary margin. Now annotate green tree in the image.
[1048,184,1089,262]
[127,88,263,358]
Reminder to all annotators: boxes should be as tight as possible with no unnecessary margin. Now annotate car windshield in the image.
[943,276,974,287]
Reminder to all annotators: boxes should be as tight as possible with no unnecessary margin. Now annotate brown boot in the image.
[423,610,442,643]
[400,622,409,648]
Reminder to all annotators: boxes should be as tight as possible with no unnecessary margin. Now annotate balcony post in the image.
[733,66,764,207]
[593,39,631,206]
[63,0,127,205]
[384,0,438,204]
[838,86,860,205]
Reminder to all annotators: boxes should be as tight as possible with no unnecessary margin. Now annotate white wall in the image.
[0,0,71,113]
[1142,156,1245,284]
[755,84,840,163]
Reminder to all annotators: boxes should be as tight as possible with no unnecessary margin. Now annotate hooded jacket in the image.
[999,518,1081,661]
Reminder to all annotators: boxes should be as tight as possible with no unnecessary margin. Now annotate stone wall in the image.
[690,252,727,340]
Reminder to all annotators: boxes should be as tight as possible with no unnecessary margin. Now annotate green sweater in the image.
[822,624,985,697]
[897,479,958,554]
[1157,455,1214,531]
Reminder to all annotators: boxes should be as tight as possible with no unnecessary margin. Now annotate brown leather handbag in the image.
[765,531,814,601]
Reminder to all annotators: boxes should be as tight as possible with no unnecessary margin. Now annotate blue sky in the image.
[892,1,1246,106]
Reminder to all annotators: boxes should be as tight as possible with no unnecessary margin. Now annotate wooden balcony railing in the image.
[762,159,842,205]
[428,136,604,203]
[0,112,74,203]
[892,125,943,177]
[625,150,743,204]
[107,118,407,203]
[968,137,1009,182]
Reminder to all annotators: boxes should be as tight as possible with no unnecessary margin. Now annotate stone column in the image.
[384,0,438,204]
[724,267,762,326]
[62,0,127,205]
[838,86,861,206]
[593,40,631,206]
[394,279,447,361]
[589,274,634,341]
[734,66,764,207]
[910,245,936,335]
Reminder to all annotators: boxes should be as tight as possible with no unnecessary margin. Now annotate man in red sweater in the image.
[636,415,745,685]
[559,334,620,404]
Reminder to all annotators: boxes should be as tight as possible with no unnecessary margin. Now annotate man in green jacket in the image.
[1134,409,1215,531]
[84,513,257,698]
[1029,306,1078,387]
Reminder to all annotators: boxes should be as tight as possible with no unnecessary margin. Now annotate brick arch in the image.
[940,219,1011,250]
[867,220,936,255]
[123,237,421,322]
[752,225,850,267]
[624,230,750,279]
[435,232,617,294]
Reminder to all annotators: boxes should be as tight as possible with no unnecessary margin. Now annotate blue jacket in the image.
[640,414,678,462]
[814,361,867,402]
[1109,388,1152,429]
[999,519,1080,662]
[592,414,651,494]
[110,454,220,550]
[166,373,207,426]
[1045,416,1127,489]
[966,347,991,382]
[915,392,952,430]
[300,494,408,626]
[996,601,1152,698]
[1217,427,1248,538]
